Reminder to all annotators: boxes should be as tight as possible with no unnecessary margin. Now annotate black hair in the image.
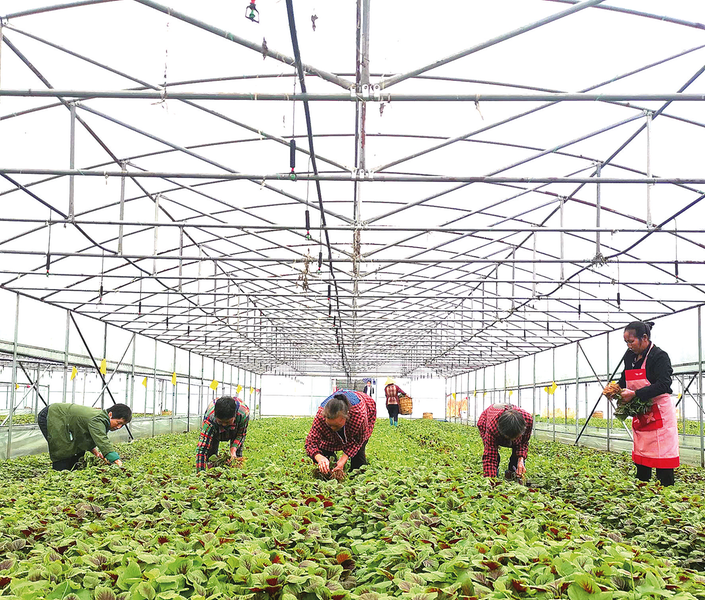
[214,396,238,420]
[624,321,655,340]
[497,408,526,440]
[107,403,132,423]
[323,394,350,420]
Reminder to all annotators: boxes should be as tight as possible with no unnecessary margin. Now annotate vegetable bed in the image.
[0,418,704,600]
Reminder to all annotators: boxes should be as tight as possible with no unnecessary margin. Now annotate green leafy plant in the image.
[1,418,704,600]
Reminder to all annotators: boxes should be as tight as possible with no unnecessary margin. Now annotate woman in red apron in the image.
[609,321,679,486]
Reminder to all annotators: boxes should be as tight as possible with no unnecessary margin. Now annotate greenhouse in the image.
[1,1,705,598]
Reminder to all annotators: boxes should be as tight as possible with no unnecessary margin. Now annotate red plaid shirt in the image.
[196,399,249,472]
[305,391,377,459]
[477,404,533,477]
[384,384,406,406]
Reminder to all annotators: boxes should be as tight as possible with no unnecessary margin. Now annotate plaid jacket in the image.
[196,399,249,472]
[477,404,533,477]
[384,384,406,406]
[305,390,377,459]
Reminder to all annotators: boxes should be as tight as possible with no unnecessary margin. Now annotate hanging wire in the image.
[45,208,52,276]
[99,250,105,303]
[674,218,679,279]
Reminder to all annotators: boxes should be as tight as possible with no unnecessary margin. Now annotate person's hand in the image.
[335,455,348,472]
[112,459,124,468]
[620,388,636,402]
[92,448,107,463]
[315,454,330,475]
[516,458,526,477]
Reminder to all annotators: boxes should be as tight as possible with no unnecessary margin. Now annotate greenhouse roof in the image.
[1,0,705,378]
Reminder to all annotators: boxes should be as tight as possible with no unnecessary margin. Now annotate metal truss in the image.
[1,1,705,380]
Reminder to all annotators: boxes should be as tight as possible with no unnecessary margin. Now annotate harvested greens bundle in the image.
[604,381,654,421]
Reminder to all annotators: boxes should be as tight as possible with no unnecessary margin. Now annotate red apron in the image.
[625,344,679,468]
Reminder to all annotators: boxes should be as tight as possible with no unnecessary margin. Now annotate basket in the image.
[423,412,433,420]
[399,395,413,415]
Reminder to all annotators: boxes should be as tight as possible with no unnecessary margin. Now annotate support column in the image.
[171,347,176,433]
[532,353,536,438]
[606,333,611,452]
[62,310,70,402]
[473,370,478,425]
[199,354,204,416]
[646,111,653,228]
[68,103,76,219]
[101,322,108,409]
[595,162,602,256]
[559,197,565,281]
[552,348,556,443]
[6,294,20,459]
[130,334,136,410]
[351,0,372,369]
[187,350,191,432]
[212,358,217,404]
[118,162,126,254]
[517,359,521,413]
[575,343,580,439]
[152,339,157,437]
[699,306,703,467]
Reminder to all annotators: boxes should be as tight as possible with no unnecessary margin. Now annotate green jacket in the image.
[46,403,119,463]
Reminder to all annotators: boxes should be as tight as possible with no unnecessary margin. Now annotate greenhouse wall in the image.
[0,292,262,459]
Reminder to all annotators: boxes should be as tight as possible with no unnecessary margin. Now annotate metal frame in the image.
[0,0,704,386]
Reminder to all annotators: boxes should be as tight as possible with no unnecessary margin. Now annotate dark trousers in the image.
[313,440,368,471]
[636,464,674,487]
[206,429,243,459]
[37,407,83,471]
[387,404,399,423]
[497,449,520,478]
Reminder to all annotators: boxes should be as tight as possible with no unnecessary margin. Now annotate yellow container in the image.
[423,412,433,420]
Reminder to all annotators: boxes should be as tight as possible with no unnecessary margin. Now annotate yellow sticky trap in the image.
[171,372,177,386]
[451,393,456,401]
[236,384,243,394]
[210,380,219,391]
[508,390,513,396]
[99,358,107,375]
[250,387,254,395]
[70,366,78,381]
[142,377,148,388]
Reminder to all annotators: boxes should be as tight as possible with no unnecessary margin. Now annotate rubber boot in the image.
[389,417,394,426]
[394,419,399,427]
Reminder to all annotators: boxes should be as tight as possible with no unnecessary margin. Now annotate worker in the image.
[305,390,376,477]
[384,377,407,426]
[603,321,679,486]
[37,402,132,471]
[477,403,533,479]
[363,378,374,397]
[196,396,249,472]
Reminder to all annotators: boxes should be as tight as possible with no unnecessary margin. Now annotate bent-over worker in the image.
[477,403,533,479]
[196,396,250,472]
[38,402,132,471]
[305,390,376,477]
